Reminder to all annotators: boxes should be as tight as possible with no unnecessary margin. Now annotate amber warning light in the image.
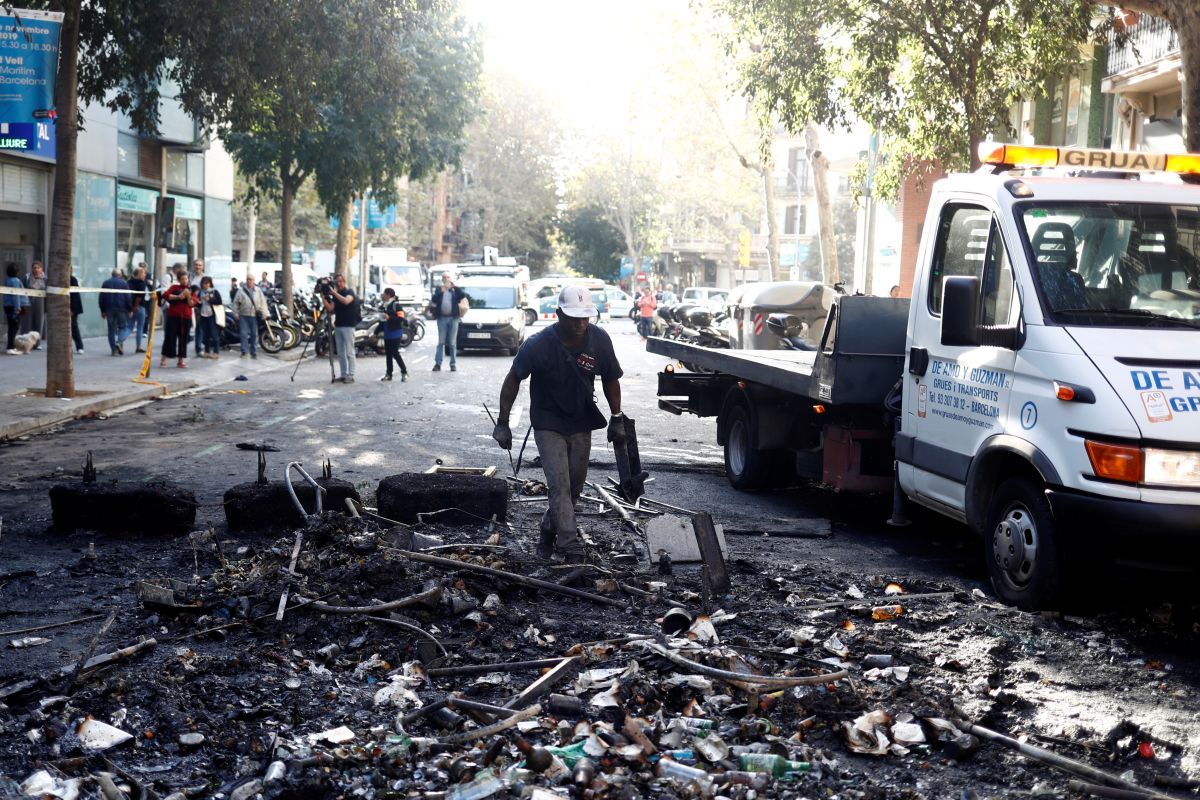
[978,143,1200,175]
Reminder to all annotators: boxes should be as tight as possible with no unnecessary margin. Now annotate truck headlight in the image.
[1143,448,1200,487]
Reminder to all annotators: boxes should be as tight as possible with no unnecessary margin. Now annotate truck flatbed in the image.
[647,337,822,397]
[649,295,909,408]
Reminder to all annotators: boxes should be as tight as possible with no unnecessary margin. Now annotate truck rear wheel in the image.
[984,476,1063,611]
[724,405,772,490]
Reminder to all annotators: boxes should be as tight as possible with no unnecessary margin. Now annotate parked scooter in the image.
[765,313,816,351]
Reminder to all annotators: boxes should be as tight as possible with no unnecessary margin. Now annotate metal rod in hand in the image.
[482,402,516,474]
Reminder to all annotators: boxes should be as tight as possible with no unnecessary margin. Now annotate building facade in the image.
[0,83,234,339]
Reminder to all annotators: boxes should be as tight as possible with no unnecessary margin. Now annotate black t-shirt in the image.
[333,287,359,327]
[512,324,623,435]
[127,277,148,308]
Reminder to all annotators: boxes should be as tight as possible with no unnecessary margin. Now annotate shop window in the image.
[187,153,205,192]
[166,150,187,186]
[118,134,139,177]
[205,196,232,258]
[73,172,117,339]
[166,217,202,273]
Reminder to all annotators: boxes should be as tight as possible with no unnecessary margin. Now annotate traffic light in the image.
[348,226,360,259]
[738,229,751,267]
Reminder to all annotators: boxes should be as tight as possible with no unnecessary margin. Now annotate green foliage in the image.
[569,154,667,266]
[722,0,1098,199]
[556,205,627,282]
[454,72,561,270]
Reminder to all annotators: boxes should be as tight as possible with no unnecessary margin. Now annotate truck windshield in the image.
[465,286,516,309]
[382,266,421,285]
[1019,203,1200,327]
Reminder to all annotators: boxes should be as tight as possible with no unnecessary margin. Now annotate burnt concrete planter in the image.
[377,473,508,526]
[223,479,360,531]
[49,482,196,533]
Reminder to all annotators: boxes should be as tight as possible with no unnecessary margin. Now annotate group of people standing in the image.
[3,261,48,355]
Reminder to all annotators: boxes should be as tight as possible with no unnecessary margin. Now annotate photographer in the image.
[230,275,268,359]
[322,273,359,383]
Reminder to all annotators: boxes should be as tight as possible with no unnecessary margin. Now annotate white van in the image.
[455,274,527,355]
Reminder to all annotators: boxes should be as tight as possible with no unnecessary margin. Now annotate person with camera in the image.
[322,272,360,383]
[230,274,268,359]
[491,285,626,562]
[379,287,409,382]
[429,272,466,372]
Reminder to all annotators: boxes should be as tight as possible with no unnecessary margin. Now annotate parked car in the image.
[604,284,634,318]
[682,286,729,312]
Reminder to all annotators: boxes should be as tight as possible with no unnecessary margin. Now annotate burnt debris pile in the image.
[1,498,1198,799]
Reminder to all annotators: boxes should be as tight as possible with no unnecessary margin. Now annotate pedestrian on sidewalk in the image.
[429,272,466,372]
[196,276,223,358]
[322,272,359,383]
[22,261,46,348]
[492,285,626,562]
[189,259,206,358]
[230,276,268,359]
[127,265,149,352]
[69,273,84,354]
[379,287,408,382]
[3,262,28,354]
[636,286,656,339]
[160,267,194,368]
[99,268,132,356]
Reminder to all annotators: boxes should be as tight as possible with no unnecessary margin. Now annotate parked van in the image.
[455,274,527,355]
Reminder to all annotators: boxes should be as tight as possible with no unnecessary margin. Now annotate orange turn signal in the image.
[1085,440,1143,483]
[1055,384,1075,401]
[813,404,827,415]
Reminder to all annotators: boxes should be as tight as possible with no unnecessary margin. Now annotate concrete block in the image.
[49,482,196,533]
[377,472,508,526]
[645,515,728,563]
[223,478,360,531]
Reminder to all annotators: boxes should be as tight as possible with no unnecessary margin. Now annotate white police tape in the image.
[0,284,146,297]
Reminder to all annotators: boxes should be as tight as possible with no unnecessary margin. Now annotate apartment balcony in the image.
[1104,14,1181,94]
[773,178,812,198]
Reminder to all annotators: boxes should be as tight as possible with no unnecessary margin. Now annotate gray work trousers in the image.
[334,325,356,378]
[534,428,592,548]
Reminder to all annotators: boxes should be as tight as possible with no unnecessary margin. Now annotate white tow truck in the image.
[650,143,1200,609]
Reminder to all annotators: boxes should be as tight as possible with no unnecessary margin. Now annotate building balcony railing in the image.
[773,179,812,196]
[1106,14,1179,77]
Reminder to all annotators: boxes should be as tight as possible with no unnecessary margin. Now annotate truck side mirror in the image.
[941,276,981,347]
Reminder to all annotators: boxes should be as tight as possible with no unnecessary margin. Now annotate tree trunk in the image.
[334,196,352,278]
[279,170,294,312]
[761,166,780,280]
[806,124,839,286]
[245,203,256,267]
[44,0,80,399]
[1177,3,1200,152]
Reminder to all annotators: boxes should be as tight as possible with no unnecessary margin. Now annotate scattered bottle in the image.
[656,758,713,795]
[871,604,904,620]
[572,756,596,788]
[446,767,513,800]
[737,753,811,777]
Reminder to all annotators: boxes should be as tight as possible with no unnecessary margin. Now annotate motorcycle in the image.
[765,313,816,351]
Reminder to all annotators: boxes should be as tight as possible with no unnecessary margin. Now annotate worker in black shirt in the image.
[493,286,626,561]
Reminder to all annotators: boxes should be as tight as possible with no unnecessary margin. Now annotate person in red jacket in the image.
[160,266,195,368]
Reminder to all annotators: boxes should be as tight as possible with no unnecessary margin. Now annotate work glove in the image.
[492,422,513,450]
[607,413,627,445]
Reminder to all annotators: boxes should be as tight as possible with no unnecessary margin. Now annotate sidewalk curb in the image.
[0,380,199,441]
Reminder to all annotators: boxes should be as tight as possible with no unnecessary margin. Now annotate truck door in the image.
[905,203,1019,511]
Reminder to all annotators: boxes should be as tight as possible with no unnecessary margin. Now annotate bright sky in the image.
[460,0,688,142]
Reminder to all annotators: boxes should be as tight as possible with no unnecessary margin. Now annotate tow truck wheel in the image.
[724,405,771,490]
[984,476,1062,611]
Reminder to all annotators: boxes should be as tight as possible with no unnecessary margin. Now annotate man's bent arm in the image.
[498,369,522,422]
[603,378,622,416]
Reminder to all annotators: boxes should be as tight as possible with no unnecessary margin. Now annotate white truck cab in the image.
[899,143,1200,607]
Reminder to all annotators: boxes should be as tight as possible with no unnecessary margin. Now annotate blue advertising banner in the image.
[0,9,63,161]
[329,196,398,230]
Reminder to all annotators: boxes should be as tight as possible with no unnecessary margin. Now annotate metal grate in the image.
[1106,15,1179,77]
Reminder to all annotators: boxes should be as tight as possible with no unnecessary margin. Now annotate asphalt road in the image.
[6,315,1199,603]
